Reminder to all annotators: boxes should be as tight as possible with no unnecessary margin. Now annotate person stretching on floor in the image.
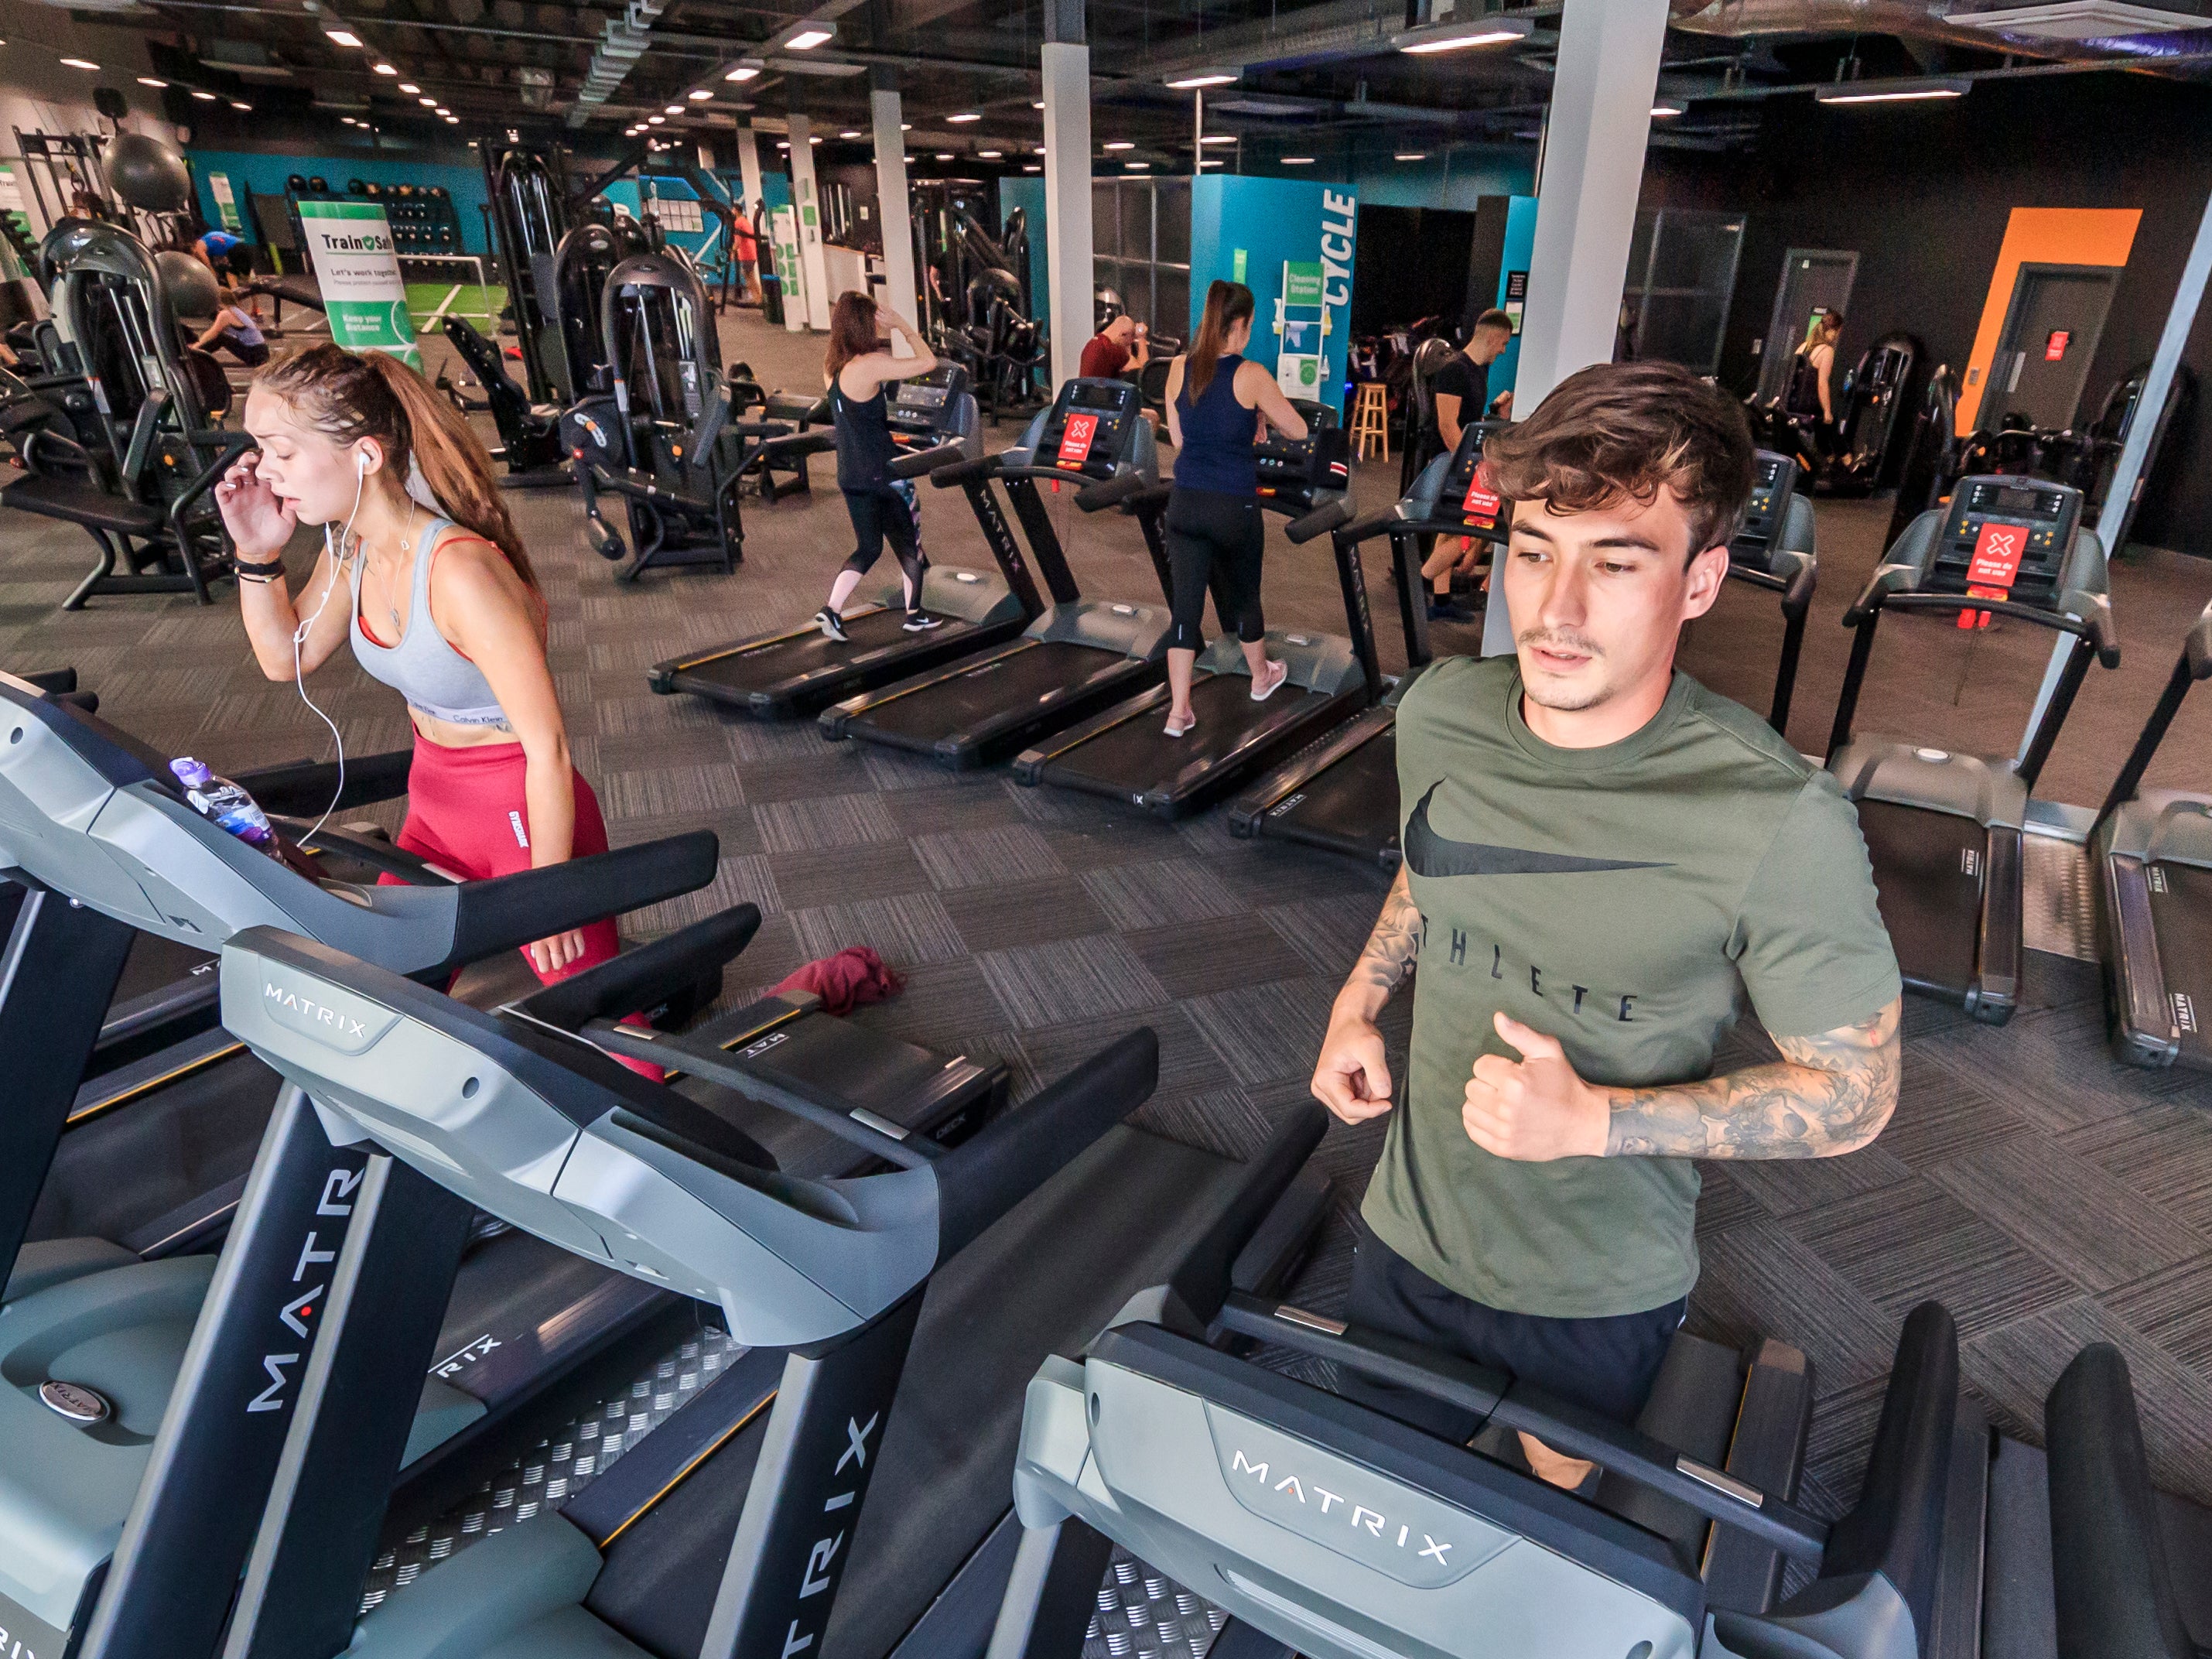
[1159,279,1310,737]
[1311,361,1902,1492]
[216,342,621,989]
[814,289,941,641]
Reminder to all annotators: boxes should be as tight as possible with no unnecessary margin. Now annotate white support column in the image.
[871,80,919,349]
[735,125,764,220]
[1041,39,1094,390]
[785,112,835,330]
[1482,0,1669,658]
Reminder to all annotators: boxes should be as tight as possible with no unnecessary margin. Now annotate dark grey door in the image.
[1984,263,2119,432]
[1756,249,1857,402]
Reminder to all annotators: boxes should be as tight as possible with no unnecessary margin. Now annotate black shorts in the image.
[1339,1223,1684,1442]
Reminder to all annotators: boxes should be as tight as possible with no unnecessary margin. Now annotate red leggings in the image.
[384,734,622,986]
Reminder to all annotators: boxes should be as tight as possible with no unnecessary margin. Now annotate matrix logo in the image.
[0,1589,66,1659]
[258,976,395,1055]
[2175,991,2198,1034]
[249,1165,363,1414]
[265,981,367,1041]
[776,1411,881,1657]
[1202,1404,1499,1588]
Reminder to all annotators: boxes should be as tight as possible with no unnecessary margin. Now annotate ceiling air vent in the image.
[1944,0,2210,39]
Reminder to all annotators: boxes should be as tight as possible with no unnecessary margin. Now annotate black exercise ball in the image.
[348,179,366,194]
[102,132,193,214]
[155,249,221,321]
[309,176,328,193]
[287,173,308,193]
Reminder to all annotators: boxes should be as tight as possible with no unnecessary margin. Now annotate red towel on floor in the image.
[774,946,904,1016]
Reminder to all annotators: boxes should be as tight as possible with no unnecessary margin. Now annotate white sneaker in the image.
[815,607,849,642]
[1250,659,1289,702]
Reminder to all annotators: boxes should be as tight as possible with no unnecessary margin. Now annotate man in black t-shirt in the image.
[1418,309,1516,621]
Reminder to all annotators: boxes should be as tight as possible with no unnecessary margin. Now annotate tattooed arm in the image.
[1311,867,1423,1124]
[1458,998,1903,1161]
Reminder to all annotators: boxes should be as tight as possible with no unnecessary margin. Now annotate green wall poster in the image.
[295,200,421,367]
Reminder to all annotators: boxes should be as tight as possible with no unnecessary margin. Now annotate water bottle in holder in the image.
[169,756,279,854]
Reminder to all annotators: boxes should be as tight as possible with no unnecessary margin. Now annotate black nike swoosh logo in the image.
[1404,783,1671,877]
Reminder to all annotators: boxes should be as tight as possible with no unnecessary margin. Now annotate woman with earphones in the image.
[216,343,610,985]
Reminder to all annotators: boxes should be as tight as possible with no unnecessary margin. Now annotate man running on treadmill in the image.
[1312,361,1902,1490]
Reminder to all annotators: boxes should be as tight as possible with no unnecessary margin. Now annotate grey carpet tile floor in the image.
[7,308,2210,1534]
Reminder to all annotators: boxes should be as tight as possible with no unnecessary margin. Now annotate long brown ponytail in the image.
[254,344,537,591]
[1187,279,1256,402]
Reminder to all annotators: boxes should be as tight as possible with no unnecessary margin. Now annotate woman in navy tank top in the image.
[1161,281,1310,737]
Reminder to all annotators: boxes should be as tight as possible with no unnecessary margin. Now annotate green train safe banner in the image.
[296,200,421,368]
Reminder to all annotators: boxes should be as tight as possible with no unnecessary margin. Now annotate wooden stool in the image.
[1349,381,1390,462]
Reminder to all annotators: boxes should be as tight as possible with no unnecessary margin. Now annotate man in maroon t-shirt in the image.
[1079,313,1149,381]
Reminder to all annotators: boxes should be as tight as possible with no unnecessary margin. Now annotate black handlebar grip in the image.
[443,830,720,970]
[516,904,760,1031]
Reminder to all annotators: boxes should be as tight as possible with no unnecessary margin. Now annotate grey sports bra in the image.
[348,516,510,727]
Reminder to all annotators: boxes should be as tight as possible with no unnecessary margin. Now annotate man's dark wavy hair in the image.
[1483,361,1756,562]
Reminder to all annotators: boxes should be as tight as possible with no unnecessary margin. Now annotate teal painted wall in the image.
[186,149,492,257]
[998,176,1049,322]
[1190,174,1358,416]
[1490,195,1539,399]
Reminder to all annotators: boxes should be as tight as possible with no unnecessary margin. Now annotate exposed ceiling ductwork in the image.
[569,0,672,128]
[1669,0,2212,67]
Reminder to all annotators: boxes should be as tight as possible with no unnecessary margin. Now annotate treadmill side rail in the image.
[2101,853,2180,1068]
[1969,826,2023,1026]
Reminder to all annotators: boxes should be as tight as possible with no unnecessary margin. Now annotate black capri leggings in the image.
[839,479,928,610]
[1164,485,1264,652]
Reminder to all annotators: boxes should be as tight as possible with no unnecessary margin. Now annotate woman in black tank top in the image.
[814,291,942,641]
[1786,311,1842,453]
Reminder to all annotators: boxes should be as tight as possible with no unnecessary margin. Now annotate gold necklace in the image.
[359,501,419,637]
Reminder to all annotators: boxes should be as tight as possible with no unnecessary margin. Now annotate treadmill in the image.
[103,920,1327,1659]
[1826,477,2119,1024]
[819,376,1178,770]
[647,365,1045,720]
[2089,597,2212,1070]
[1229,446,1818,865]
[0,683,1010,1659]
[1011,425,1362,820]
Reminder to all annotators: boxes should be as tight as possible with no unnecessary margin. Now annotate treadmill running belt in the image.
[1262,724,1401,863]
[1043,673,1341,814]
[676,609,918,697]
[1856,799,1985,1001]
[824,1124,1277,1659]
[2147,860,2212,1067]
[856,641,1124,747]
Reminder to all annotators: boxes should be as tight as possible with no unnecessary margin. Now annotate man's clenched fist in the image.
[1312,1013,1394,1124]
[1462,1012,1609,1161]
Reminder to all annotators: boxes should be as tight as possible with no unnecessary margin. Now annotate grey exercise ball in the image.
[104,132,193,214]
[156,249,221,320]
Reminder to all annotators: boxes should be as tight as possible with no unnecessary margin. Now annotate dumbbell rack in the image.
[286,182,466,277]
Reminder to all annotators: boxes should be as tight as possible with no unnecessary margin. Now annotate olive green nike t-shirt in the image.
[1362,655,1900,1319]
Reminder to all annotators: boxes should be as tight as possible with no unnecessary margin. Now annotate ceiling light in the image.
[1394,151,1426,160]
[60,57,99,70]
[781,25,835,50]
[665,104,683,115]
[373,61,396,74]
[1165,69,1239,89]
[775,139,788,147]
[1814,76,1969,103]
[398,82,419,92]
[900,122,911,130]
[948,111,980,122]
[935,150,952,159]
[1391,17,1532,52]
[1947,0,2193,40]
[1199,133,1236,144]
[689,88,712,100]
[137,75,167,87]
[324,29,364,47]
[840,128,862,138]
[1024,163,1041,172]
[809,135,820,143]
[1031,100,1044,109]
[444,115,459,124]
[649,115,665,125]
[1124,161,1148,170]
[1280,155,1315,165]
[190,89,217,101]
[1651,97,1687,117]
[342,116,356,125]
[419,96,437,106]
[979,149,1001,158]
[435,104,450,112]
[1198,158,1222,167]
[1103,140,1133,150]
[725,61,762,81]
[232,101,251,111]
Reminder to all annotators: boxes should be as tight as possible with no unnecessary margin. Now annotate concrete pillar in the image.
[1481,0,1668,657]
[735,125,764,222]
[785,111,834,330]
[871,76,920,352]
[1040,0,1092,390]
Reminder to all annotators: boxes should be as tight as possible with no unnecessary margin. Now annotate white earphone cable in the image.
[288,454,368,845]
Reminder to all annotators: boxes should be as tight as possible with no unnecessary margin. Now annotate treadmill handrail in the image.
[2186,600,2212,682]
[928,455,994,490]
[231,747,415,818]
[1875,590,2119,664]
[1074,470,1150,511]
[1207,1292,1831,1561]
[443,831,720,970]
[1284,494,1356,545]
[515,902,760,1030]
[889,436,969,481]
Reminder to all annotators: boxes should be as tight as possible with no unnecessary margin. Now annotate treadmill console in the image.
[1255,424,1352,512]
[1931,474,2081,611]
[1020,376,1144,481]
[1730,450,1800,574]
[887,363,973,441]
[1403,418,1511,538]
